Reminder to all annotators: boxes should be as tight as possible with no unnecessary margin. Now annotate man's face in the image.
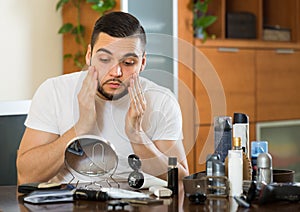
[86,33,146,100]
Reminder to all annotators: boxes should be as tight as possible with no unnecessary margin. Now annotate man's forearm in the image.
[17,127,77,184]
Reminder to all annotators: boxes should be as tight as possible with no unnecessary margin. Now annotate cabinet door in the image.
[194,47,256,125]
[256,49,300,121]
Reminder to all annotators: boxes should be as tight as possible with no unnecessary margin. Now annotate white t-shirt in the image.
[25,71,183,183]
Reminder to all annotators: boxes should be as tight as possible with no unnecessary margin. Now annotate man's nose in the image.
[109,63,122,77]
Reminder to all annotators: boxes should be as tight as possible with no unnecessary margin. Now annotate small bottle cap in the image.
[232,137,242,147]
[257,153,272,168]
[128,154,142,170]
[168,157,177,166]
[251,141,268,157]
[233,113,249,124]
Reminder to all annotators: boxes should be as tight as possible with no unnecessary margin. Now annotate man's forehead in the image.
[93,33,143,55]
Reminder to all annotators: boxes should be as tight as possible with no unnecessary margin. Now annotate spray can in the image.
[256,153,273,187]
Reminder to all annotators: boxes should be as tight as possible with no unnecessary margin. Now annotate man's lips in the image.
[108,82,121,89]
[103,79,124,89]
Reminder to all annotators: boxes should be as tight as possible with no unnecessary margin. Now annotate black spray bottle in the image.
[167,157,178,195]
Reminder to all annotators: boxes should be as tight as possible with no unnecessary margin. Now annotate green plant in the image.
[56,0,116,69]
[193,0,217,42]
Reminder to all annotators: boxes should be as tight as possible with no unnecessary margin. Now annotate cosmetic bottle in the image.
[228,149,243,197]
[256,153,273,187]
[214,116,232,162]
[233,113,250,158]
[225,137,252,180]
[212,160,226,196]
[167,157,178,195]
[251,141,268,180]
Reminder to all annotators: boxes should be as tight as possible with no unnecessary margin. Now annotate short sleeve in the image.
[150,91,183,141]
[25,79,59,134]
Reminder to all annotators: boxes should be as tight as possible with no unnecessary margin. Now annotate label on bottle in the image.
[228,150,243,196]
[167,167,178,195]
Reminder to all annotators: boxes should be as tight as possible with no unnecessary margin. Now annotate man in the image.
[17,11,189,184]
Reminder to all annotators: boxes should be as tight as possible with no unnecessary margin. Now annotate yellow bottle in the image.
[225,137,252,181]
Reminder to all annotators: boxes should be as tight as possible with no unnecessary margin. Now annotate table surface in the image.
[0,183,299,212]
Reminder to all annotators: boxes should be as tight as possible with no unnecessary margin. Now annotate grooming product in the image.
[251,141,268,180]
[149,186,172,197]
[225,137,252,180]
[214,116,232,162]
[233,113,250,158]
[228,149,243,196]
[206,154,227,196]
[206,153,220,176]
[212,160,226,196]
[127,154,167,189]
[257,153,273,186]
[167,157,178,195]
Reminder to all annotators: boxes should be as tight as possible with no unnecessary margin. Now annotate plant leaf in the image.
[90,0,116,14]
[63,54,73,59]
[194,16,217,29]
[56,0,70,11]
[194,1,208,13]
[86,0,99,3]
[71,25,85,36]
[58,23,74,34]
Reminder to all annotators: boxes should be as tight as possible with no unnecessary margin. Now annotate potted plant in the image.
[193,0,217,42]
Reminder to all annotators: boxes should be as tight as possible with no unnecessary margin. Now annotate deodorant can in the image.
[251,141,268,180]
[257,153,273,186]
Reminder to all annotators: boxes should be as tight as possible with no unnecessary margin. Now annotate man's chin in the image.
[97,88,128,101]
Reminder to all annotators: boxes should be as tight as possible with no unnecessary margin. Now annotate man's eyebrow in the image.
[95,48,112,55]
[122,53,139,58]
[95,49,139,58]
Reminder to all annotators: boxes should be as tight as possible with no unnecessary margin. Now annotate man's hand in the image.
[125,73,147,139]
[75,67,99,135]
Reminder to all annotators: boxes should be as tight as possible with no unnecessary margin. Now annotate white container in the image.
[228,150,243,196]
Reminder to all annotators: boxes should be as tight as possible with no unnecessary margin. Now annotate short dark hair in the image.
[91,11,146,52]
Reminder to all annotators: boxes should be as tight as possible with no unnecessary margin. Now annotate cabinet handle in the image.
[275,49,294,54]
[218,47,239,52]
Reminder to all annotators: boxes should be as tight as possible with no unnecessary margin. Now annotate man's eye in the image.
[123,59,135,66]
[99,57,111,63]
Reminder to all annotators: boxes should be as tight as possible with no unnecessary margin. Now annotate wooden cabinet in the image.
[195,47,256,125]
[206,0,300,43]
[187,0,300,173]
[256,49,300,121]
[193,47,257,172]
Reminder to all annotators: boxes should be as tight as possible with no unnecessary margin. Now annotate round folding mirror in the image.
[65,135,118,183]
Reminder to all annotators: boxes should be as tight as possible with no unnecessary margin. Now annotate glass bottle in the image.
[167,157,178,195]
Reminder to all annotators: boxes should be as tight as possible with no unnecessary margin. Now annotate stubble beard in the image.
[97,79,129,101]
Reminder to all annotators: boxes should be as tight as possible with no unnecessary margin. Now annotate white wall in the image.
[0,0,63,101]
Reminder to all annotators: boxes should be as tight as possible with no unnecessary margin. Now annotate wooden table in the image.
[0,183,299,211]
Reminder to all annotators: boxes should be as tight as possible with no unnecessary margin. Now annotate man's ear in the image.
[139,53,147,73]
[85,44,92,66]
